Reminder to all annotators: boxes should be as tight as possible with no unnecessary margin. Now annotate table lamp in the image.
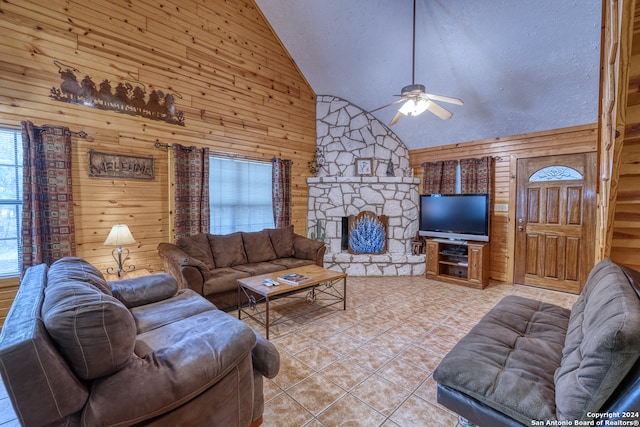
[104,224,136,277]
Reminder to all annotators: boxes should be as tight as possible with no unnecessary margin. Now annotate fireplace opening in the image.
[341,217,349,251]
[342,211,388,254]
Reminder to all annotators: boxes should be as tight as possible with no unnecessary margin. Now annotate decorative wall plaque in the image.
[88,150,154,180]
[50,61,185,126]
[355,158,373,176]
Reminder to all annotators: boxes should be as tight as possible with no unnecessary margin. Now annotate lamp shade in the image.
[104,224,136,246]
[399,98,430,117]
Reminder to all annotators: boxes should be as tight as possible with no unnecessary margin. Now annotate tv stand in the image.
[425,239,489,289]
[432,238,468,245]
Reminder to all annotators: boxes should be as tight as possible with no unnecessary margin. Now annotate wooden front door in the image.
[514,152,597,294]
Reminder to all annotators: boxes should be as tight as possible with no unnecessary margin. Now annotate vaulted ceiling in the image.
[255,0,602,150]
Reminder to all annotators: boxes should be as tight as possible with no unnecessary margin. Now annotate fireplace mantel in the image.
[307,177,420,185]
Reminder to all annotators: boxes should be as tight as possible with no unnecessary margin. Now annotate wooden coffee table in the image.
[237,265,347,339]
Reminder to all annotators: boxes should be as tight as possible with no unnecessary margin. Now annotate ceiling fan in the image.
[370,0,463,126]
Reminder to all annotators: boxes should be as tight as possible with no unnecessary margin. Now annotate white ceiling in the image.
[255,0,602,150]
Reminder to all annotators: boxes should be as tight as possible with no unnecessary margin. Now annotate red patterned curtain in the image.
[272,158,292,228]
[441,160,458,194]
[172,144,210,241]
[422,161,443,194]
[460,156,494,194]
[422,160,457,194]
[21,121,76,273]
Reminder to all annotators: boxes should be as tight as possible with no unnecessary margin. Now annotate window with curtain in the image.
[172,144,209,240]
[422,160,458,194]
[0,129,22,278]
[209,156,274,234]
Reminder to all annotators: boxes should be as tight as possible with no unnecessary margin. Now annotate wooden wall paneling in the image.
[0,0,317,299]
[610,0,640,271]
[0,281,19,332]
[0,19,78,54]
[72,131,170,274]
[409,124,598,284]
[599,0,636,264]
[194,1,313,85]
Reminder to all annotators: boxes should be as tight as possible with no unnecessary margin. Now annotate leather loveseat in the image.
[158,225,326,310]
[0,257,280,426]
[433,258,640,426]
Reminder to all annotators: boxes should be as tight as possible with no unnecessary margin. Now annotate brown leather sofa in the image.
[434,258,640,426]
[158,225,326,310]
[0,257,280,426]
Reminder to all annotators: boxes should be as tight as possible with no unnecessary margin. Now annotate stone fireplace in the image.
[307,176,425,276]
[309,95,426,276]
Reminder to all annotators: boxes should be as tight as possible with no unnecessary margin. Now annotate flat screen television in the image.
[419,194,490,242]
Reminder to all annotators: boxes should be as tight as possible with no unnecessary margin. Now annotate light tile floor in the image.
[232,276,578,427]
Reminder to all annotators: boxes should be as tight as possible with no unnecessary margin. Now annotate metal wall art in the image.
[308,147,325,176]
[88,150,154,180]
[50,61,185,126]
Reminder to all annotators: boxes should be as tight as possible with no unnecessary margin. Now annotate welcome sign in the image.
[88,150,154,180]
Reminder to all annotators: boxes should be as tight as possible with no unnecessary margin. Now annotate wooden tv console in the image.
[425,239,489,289]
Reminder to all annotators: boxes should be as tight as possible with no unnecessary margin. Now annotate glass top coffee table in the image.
[237,265,347,339]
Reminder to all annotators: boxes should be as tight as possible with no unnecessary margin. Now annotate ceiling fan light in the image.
[399,99,430,116]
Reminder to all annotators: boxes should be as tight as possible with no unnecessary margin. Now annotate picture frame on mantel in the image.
[355,158,373,176]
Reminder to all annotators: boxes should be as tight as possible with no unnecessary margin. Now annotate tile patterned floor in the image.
[0,276,577,427]
[231,276,578,427]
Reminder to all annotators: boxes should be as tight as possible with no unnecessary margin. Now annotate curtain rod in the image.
[0,121,93,140]
[210,150,273,163]
[154,142,197,152]
[154,142,273,163]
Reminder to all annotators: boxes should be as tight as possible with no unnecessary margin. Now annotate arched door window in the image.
[529,166,583,182]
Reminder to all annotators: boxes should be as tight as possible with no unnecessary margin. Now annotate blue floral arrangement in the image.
[350,215,385,253]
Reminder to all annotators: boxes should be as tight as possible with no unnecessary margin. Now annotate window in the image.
[0,129,22,278]
[209,156,274,234]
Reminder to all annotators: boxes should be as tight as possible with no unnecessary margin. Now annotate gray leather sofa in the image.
[158,225,326,310]
[434,258,640,426]
[0,257,280,426]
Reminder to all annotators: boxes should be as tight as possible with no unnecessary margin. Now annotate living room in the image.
[1,0,640,426]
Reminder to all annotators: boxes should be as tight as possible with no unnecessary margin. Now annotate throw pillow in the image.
[177,233,216,270]
[43,277,136,380]
[267,225,295,258]
[208,232,248,268]
[48,257,112,295]
[242,230,278,263]
[110,273,179,308]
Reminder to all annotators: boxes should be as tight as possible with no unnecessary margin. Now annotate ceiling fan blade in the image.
[426,101,454,120]
[389,111,403,126]
[368,98,405,113]
[426,93,464,106]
